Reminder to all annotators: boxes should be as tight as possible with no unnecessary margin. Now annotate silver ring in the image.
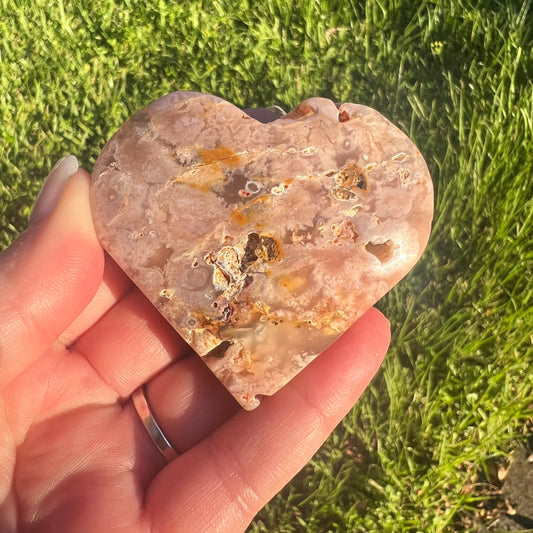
[131,386,179,462]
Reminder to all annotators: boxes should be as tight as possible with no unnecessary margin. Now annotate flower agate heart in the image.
[91,92,433,409]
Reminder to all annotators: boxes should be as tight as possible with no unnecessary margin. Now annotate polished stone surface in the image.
[91,92,433,409]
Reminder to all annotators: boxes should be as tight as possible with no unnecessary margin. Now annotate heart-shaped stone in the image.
[91,92,433,409]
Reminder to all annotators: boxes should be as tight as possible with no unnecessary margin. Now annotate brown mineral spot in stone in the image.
[365,240,394,263]
[257,234,283,262]
[91,91,433,410]
[241,232,261,267]
[336,163,368,192]
[338,109,350,123]
[332,185,358,200]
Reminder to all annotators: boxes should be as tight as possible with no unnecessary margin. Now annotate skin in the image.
[0,169,390,532]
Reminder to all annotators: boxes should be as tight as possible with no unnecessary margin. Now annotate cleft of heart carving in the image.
[91,92,433,409]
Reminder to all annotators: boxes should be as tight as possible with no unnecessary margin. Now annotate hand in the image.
[0,157,390,532]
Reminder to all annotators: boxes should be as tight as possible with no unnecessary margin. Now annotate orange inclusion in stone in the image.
[200,146,241,166]
[230,209,248,225]
[189,182,211,193]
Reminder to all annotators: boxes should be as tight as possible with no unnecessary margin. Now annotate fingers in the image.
[58,253,133,346]
[144,357,240,453]
[29,155,80,226]
[0,169,104,390]
[144,307,390,532]
[73,288,191,397]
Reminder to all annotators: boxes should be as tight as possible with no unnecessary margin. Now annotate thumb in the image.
[0,160,104,389]
[29,155,80,227]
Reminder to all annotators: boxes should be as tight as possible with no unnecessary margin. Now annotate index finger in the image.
[0,170,104,390]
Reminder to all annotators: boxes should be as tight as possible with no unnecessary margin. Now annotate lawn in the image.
[1,0,532,531]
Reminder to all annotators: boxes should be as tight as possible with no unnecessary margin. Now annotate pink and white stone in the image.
[91,92,433,409]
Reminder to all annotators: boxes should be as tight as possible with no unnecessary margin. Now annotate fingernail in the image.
[30,155,79,226]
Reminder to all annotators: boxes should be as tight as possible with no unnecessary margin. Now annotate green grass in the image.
[1,0,532,531]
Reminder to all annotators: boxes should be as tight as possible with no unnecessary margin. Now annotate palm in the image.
[0,171,389,532]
